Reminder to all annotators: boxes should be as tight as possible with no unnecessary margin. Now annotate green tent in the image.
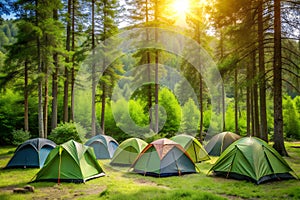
[85,134,119,159]
[131,138,197,177]
[171,134,210,163]
[33,140,105,183]
[205,132,241,156]
[110,138,148,166]
[209,137,297,184]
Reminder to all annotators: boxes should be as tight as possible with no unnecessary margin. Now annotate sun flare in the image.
[172,0,190,15]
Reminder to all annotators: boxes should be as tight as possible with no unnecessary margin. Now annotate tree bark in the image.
[52,53,58,130]
[146,0,153,131]
[91,0,96,136]
[247,63,251,136]
[101,85,106,134]
[154,1,159,133]
[63,0,71,122]
[273,0,288,156]
[51,9,59,130]
[24,61,29,132]
[234,66,239,134]
[70,0,75,121]
[258,0,268,142]
[36,0,44,138]
[43,62,49,138]
[253,50,260,138]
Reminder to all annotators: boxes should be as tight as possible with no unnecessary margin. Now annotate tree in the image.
[273,0,288,156]
[180,98,200,134]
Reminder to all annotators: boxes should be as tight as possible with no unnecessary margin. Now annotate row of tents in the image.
[4,132,298,184]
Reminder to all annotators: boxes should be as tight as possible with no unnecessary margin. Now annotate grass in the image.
[0,142,300,200]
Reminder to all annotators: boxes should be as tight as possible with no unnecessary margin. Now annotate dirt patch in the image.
[31,184,106,200]
[134,178,169,189]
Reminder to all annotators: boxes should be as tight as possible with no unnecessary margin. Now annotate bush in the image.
[11,129,31,146]
[48,122,86,144]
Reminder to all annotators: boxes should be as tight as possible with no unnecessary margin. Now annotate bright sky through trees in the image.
[171,0,190,26]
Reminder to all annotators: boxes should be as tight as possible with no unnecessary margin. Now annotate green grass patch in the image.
[0,142,299,199]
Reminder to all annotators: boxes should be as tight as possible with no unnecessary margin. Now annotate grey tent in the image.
[5,138,56,168]
[205,132,241,156]
[85,134,119,159]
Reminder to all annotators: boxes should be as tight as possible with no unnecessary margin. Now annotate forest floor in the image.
[0,142,299,200]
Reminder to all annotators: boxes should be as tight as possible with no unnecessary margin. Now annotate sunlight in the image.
[172,0,190,16]
[171,0,190,26]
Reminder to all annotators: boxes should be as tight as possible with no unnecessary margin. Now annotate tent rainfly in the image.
[110,138,148,166]
[171,134,210,163]
[85,134,119,159]
[131,138,197,177]
[204,132,241,156]
[209,137,298,184]
[5,138,56,169]
[33,140,105,183]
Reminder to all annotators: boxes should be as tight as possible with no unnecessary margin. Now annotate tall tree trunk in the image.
[52,53,58,130]
[258,0,268,142]
[195,7,203,140]
[24,61,29,132]
[246,63,251,136]
[63,0,71,122]
[154,1,159,133]
[91,0,96,136]
[222,84,226,131]
[101,85,106,134]
[253,50,260,138]
[36,0,44,138]
[43,63,49,138]
[199,75,203,141]
[51,9,59,130]
[70,0,75,121]
[234,66,239,134]
[273,0,288,156]
[220,29,226,131]
[146,0,152,131]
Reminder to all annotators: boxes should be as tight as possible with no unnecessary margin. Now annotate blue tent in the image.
[85,134,119,159]
[5,138,56,168]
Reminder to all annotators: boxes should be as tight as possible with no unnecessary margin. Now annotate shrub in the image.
[48,122,86,144]
[11,129,31,146]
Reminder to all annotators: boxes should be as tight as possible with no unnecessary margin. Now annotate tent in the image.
[85,134,119,159]
[131,138,197,177]
[110,138,148,166]
[209,137,297,184]
[33,140,105,183]
[5,138,56,168]
[171,134,210,163]
[204,132,241,156]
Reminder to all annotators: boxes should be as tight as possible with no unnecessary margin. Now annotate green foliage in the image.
[283,96,300,140]
[179,98,199,134]
[11,129,31,146]
[158,88,181,137]
[112,98,149,139]
[0,20,17,53]
[0,89,24,145]
[48,122,86,144]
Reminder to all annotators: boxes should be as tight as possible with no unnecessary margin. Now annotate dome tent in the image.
[209,137,297,184]
[5,138,56,169]
[110,138,148,166]
[85,134,119,159]
[204,132,241,156]
[33,140,105,183]
[171,134,210,163]
[131,138,197,177]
